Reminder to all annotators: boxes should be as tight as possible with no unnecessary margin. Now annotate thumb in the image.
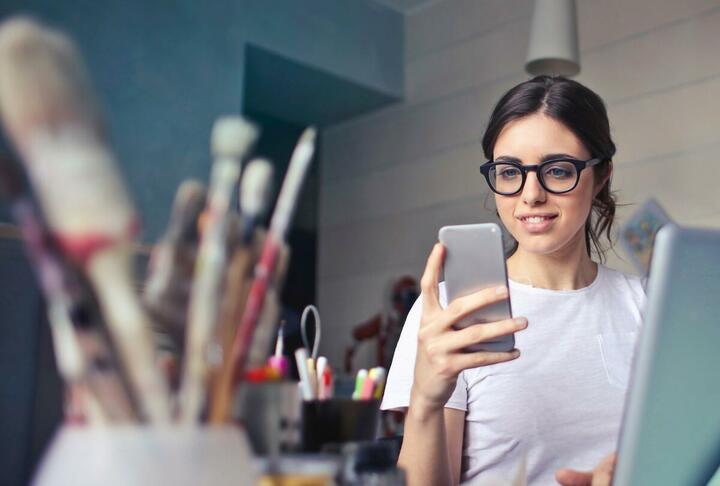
[555,468,593,486]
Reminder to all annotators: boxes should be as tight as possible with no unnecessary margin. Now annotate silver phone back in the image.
[438,223,513,352]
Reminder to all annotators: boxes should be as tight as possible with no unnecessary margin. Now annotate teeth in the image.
[524,216,552,223]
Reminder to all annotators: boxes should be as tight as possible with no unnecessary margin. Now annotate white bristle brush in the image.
[240,157,274,243]
[178,115,257,423]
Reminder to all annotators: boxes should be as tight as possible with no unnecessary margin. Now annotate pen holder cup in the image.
[301,398,381,452]
[32,425,258,486]
[234,381,302,455]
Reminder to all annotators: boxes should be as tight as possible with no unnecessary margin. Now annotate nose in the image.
[521,170,546,205]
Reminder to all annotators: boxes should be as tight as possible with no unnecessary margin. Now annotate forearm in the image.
[398,394,454,486]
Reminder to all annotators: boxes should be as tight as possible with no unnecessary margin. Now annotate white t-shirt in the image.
[381,264,646,485]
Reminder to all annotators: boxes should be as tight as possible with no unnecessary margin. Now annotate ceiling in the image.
[370,0,444,14]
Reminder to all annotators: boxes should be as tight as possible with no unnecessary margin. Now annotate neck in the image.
[506,230,598,291]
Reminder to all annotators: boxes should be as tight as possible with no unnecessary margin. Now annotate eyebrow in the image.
[494,153,576,164]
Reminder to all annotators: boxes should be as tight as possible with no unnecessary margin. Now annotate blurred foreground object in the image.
[33,426,259,486]
[0,16,171,422]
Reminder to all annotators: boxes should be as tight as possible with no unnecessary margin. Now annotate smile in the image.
[517,214,558,222]
[516,214,558,233]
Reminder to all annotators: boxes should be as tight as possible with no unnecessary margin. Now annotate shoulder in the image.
[599,264,646,306]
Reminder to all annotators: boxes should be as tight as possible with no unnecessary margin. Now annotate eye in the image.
[498,167,521,178]
[543,164,574,179]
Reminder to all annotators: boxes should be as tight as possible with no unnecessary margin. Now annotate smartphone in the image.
[438,223,514,352]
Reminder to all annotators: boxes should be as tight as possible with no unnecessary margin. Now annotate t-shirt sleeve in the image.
[380,294,422,411]
[445,371,468,411]
[380,287,469,412]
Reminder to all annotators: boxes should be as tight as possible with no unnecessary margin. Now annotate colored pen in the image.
[306,358,318,399]
[295,347,315,401]
[267,322,289,378]
[372,367,387,400]
[353,369,368,400]
[360,369,377,400]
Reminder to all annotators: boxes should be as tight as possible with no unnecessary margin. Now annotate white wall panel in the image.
[578,8,720,104]
[318,1,720,366]
[319,197,498,279]
[322,73,526,183]
[406,17,530,102]
[406,0,532,61]
[578,0,720,52]
[322,142,488,227]
[610,75,720,167]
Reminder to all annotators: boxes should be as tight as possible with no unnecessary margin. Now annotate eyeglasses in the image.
[479,157,603,196]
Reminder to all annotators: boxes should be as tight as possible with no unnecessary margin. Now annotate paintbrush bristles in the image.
[0,18,101,143]
[211,116,257,159]
[0,17,132,239]
[268,126,316,241]
[240,158,274,218]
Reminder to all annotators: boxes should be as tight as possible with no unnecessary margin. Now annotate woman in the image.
[381,75,645,485]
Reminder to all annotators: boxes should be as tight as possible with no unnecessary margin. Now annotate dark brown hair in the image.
[481,75,616,262]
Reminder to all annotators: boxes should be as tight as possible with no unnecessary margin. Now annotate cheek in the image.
[495,196,516,225]
[559,181,595,223]
[576,173,597,213]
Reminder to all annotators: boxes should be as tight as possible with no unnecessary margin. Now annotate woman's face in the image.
[493,113,601,256]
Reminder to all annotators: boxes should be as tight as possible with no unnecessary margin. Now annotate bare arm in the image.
[398,400,465,486]
[446,408,465,484]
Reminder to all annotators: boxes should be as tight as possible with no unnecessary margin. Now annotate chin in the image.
[509,224,586,257]
[513,236,565,255]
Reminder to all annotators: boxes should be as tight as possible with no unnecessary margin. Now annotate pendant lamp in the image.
[525,0,580,76]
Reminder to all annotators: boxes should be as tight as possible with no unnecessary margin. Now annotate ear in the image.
[593,161,612,199]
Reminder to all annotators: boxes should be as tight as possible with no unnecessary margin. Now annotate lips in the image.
[516,214,558,233]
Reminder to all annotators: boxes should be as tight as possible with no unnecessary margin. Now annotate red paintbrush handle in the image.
[229,239,280,382]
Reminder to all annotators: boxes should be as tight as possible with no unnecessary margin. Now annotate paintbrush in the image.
[0,17,171,422]
[178,116,257,423]
[207,158,274,423]
[228,127,316,384]
[0,153,139,422]
[143,180,206,389]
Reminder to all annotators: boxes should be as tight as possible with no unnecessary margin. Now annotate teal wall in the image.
[0,0,403,241]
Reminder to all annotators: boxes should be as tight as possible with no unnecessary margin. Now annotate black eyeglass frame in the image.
[479,157,604,195]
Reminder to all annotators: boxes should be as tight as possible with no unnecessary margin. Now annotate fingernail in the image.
[514,317,527,327]
[512,349,521,357]
[496,285,508,295]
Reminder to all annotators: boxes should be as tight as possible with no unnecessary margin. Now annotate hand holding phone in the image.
[410,240,526,411]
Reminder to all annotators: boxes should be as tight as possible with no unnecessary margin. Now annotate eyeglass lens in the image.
[489,161,578,194]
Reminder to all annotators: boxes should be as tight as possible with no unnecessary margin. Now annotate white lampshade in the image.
[525,0,580,76]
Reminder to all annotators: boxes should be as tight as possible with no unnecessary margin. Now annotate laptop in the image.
[614,225,720,485]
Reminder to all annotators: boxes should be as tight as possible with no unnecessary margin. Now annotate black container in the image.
[301,399,380,452]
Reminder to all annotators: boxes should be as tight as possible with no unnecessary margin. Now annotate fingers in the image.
[435,317,527,353]
[592,468,613,486]
[430,284,510,332]
[555,469,593,486]
[592,454,616,486]
[451,348,521,372]
[555,453,616,486]
[420,243,444,317]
